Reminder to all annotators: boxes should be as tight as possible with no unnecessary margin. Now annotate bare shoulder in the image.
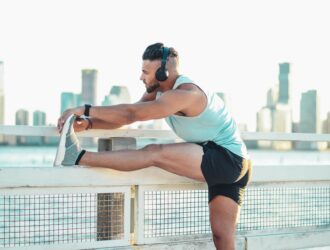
[176,82,195,90]
[175,82,205,97]
[170,83,207,116]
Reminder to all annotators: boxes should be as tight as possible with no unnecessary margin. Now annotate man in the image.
[57,43,251,250]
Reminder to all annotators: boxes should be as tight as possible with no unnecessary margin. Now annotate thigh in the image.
[153,142,205,182]
[200,141,246,187]
[209,195,240,238]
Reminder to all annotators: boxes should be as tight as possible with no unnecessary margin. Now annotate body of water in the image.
[1,145,330,167]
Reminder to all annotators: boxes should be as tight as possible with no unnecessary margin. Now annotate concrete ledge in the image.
[94,237,245,250]
[1,164,330,189]
[2,125,330,142]
[0,167,201,189]
[246,229,330,250]
[251,164,330,182]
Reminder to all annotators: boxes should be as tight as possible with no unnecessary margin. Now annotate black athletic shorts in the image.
[197,141,252,206]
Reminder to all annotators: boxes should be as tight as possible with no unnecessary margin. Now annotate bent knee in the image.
[211,222,236,243]
[212,230,235,243]
[141,144,163,165]
[142,143,163,152]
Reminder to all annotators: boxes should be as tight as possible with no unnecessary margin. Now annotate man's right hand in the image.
[74,117,90,133]
[57,107,84,133]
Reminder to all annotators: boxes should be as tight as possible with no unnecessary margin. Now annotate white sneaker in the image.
[53,114,83,167]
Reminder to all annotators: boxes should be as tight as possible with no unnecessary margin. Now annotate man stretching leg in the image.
[57,43,252,250]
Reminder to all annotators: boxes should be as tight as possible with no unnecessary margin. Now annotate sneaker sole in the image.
[53,114,75,167]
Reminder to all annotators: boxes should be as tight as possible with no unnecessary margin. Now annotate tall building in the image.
[61,92,81,114]
[259,77,292,149]
[81,69,98,146]
[272,104,292,150]
[82,69,97,105]
[278,63,290,104]
[16,109,29,145]
[266,85,279,108]
[300,90,320,133]
[297,90,322,150]
[324,112,330,149]
[102,85,131,106]
[257,107,272,132]
[256,107,272,148]
[33,110,46,126]
[110,85,131,103]
[30,110,47,145]
[0,62,4,144]
[261,63,293,150]
[16,109,29,125]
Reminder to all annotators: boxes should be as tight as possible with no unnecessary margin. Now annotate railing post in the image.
[97,137,136,241]
[130,184,138,245]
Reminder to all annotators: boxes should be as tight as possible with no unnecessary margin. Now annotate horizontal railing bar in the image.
[242,131,330,142]
[0,125,179,139]
[1,165,330,188]
[1,125,330,141]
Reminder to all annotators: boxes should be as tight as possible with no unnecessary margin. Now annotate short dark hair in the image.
[142,42,178,60]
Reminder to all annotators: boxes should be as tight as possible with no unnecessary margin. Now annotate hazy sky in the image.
[1,0,330,130]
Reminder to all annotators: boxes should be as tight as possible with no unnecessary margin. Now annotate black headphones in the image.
[155,47,169,81]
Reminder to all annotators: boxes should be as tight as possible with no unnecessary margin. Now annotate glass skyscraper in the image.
[33,110,46,126]
[82,69,97,105]
[297,90,322,150]
[15,109,29,145]
[81,69,97,146]
[61,92,81,114]
[102,85,131,106]
[278,62,290,104]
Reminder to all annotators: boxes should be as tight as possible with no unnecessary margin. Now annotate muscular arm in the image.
[82,91,157,130]
[58,85,206,132]
[87,118,123,130]
[66,89,200,127]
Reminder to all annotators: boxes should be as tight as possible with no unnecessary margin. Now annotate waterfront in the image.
[1,144,330,249]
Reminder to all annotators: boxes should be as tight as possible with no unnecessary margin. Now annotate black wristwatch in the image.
[84,104,92,116]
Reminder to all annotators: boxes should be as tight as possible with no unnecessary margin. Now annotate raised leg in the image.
[80,142,205,181]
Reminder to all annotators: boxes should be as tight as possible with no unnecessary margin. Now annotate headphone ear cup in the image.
[155,46,170,81]
[155,67,168,81]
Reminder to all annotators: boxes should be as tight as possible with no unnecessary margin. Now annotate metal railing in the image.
[1,126,330,250]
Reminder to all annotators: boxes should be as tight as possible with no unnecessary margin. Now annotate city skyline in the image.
[1,0,330,130]
[2,74,329,149]
[2,64,329,131]
[1,61,329,149]
[1,63,330,130]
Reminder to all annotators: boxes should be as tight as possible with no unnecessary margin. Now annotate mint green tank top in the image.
[157,75,249,159]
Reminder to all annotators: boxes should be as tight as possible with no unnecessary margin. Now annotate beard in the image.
[146,82,160,93]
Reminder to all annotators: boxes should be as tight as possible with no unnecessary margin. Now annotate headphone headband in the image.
[161,47,169,66]
[155,47,169,81]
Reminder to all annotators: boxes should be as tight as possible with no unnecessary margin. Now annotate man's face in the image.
[140,60,161,93]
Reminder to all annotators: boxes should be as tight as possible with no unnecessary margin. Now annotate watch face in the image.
[84,104,91,116]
